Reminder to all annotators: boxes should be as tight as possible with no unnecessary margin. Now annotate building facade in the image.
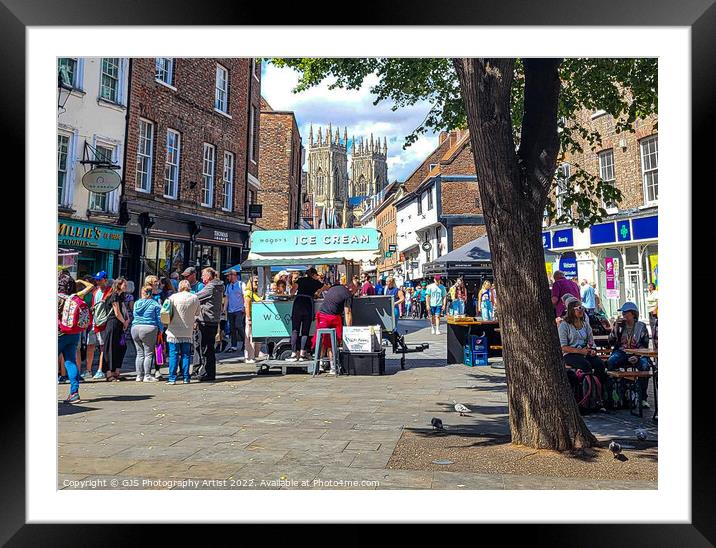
[256,98,303,230]
[396,130,486,282]
[374,182,404,280]
[121,57,261,285]
[305,125,349,212]
[57,57,130,279]
[542,110,658,318]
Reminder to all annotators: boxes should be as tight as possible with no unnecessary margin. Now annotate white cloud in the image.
[261,63,440,181]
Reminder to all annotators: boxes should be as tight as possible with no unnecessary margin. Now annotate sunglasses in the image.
[574,306,584,311]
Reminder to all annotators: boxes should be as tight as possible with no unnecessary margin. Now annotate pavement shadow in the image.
[57,403,95,416]
[406,427,512,447]
[83,395,154,403]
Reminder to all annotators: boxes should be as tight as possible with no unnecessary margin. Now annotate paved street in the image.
[58,319,657,490]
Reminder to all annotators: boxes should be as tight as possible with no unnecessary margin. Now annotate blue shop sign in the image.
[542,232,551,249]
[559,257,578,278]
[632,215,658,240]
[58,219,123,251]
[552,229,574,249]
[590,222,616,245]
[617,220,632,242]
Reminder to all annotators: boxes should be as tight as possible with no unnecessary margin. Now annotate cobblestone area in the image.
[58,319,657,490]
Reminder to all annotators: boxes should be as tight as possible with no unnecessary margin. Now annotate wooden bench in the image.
[489,345,503,351]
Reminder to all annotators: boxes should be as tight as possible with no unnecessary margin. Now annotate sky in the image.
[260,62,440,182]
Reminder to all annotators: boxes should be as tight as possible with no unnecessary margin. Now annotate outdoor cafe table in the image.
[446,317,502,365]
[624,348,658,422]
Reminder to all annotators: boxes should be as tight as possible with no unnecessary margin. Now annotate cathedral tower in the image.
[306,124,349,212]
[350,135,388,198]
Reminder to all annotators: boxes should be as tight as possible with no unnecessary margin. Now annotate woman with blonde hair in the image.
[144,275,162,304]
[478,280,496,320]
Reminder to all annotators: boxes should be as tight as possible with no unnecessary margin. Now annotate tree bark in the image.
[453,58,596,450]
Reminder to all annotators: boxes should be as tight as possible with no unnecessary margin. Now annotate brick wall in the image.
[376,199,398,271]
[452,225,487,249]
[256,110,301,230]
[124,57,261,223]
[563,110,658,211]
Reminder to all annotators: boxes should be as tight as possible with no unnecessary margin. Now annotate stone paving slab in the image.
[58,322,657,490]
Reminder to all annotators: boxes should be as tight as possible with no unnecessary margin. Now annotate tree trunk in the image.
[453,58,596,450]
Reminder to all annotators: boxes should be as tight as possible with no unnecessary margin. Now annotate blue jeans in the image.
[58,333,81,395]
[608,349,652,401]
[168,342,192,381]
[481,301,494,320]
[452,300,465,315]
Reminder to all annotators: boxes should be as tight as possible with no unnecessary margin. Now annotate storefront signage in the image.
[195,226,245,246]
[632,215,658,241]
[388,244,397,252]
[251,228,380,254]
[58,219,123,251]
[213,230,229,242]
[249,204,263,219]
[81,167,121,194]
[542,232,551,249]
[616,220,632,242]
[545,262,554,279]
[551,229,574,249]
[649,254,658,288]
[590,222,616,245]
[559,257,578,278]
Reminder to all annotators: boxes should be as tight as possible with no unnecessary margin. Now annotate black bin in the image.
[340,350,386,376]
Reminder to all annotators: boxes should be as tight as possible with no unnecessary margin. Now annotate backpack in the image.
[59,293,92,334]
[160,298,173,325]
[92,294,111,328]
[574,369,604,413]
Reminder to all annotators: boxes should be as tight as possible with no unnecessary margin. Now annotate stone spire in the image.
[317,126,322,144]
[343,127,348,149]
[309,124,313,147]
[351,135,355,154]
[370,133,374,152]
[328,123,332,146]
[383,136,387,155]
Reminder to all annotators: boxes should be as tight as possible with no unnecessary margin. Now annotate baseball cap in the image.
[182,266,197,277]
[618,302,639,314]
[94,270,107,280]
[562,294,581,307]
[227,269,238,276]
[170,272,179,279]
[434,274,442,280]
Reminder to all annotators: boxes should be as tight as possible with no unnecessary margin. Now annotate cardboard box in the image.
[342,326,381,353]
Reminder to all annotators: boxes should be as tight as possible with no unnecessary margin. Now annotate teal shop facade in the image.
[57,217,125,279]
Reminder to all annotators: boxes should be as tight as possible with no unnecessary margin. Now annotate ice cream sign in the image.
[251,228,380,254]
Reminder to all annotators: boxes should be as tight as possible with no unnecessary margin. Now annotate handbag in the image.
[155,332,165,365]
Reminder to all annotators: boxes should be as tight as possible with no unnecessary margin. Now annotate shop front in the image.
[57,218,124,279]
[121,202,250,288]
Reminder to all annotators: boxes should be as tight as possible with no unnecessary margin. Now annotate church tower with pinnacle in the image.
[350,134,388,198]
[306,124,349,214]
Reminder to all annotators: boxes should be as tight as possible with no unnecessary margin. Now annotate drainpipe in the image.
[118,58,133,280]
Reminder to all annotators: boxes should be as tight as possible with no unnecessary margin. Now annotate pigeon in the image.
[608,441,622,459]
[635,428,648,441]
[431,417,444,431]
[453,400,471,416]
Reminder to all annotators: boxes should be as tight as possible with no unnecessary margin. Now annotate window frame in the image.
[201,143,216,208]
[427,185,434,210]
[598,149,617,210]
[57,132,72,207]
[556,162,570,219]
[88,143,115,212]
[135,118,155,193]
[155,58,175,88]
[222,151,235,211]
[640,135,658,205]
[99,57,121,104]
[163,128,181,200]
[214,64,229,114]
[417,192,423,215]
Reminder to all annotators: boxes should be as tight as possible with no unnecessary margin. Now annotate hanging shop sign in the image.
[58,219,123,251]
[616,220,632,242]
[421,241,432,252]
[542,232,551,249]
[649,254,658,288]
[81,167,121,194]
[559,256,578,278]
[249,204,263,219]
[605,257,619,299]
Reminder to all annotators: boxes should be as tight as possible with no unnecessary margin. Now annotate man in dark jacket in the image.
[194,268,224,382]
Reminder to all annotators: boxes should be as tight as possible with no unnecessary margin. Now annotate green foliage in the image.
[270,57,657,229]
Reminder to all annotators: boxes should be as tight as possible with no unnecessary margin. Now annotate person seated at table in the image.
[558,295,607,407]
[607,301,652,409]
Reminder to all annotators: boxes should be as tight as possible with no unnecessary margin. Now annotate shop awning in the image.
[221,264,242,273]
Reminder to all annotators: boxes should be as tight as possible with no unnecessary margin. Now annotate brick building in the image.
[255,98,303,230]
[373,182,404,279]
[395,130,486,282]
[120,57,262,284]
[542,110,658,317]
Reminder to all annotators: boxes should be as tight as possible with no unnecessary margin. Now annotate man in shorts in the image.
[425,275,447,335]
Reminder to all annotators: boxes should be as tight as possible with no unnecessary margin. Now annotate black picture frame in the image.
[4,0,713,542]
